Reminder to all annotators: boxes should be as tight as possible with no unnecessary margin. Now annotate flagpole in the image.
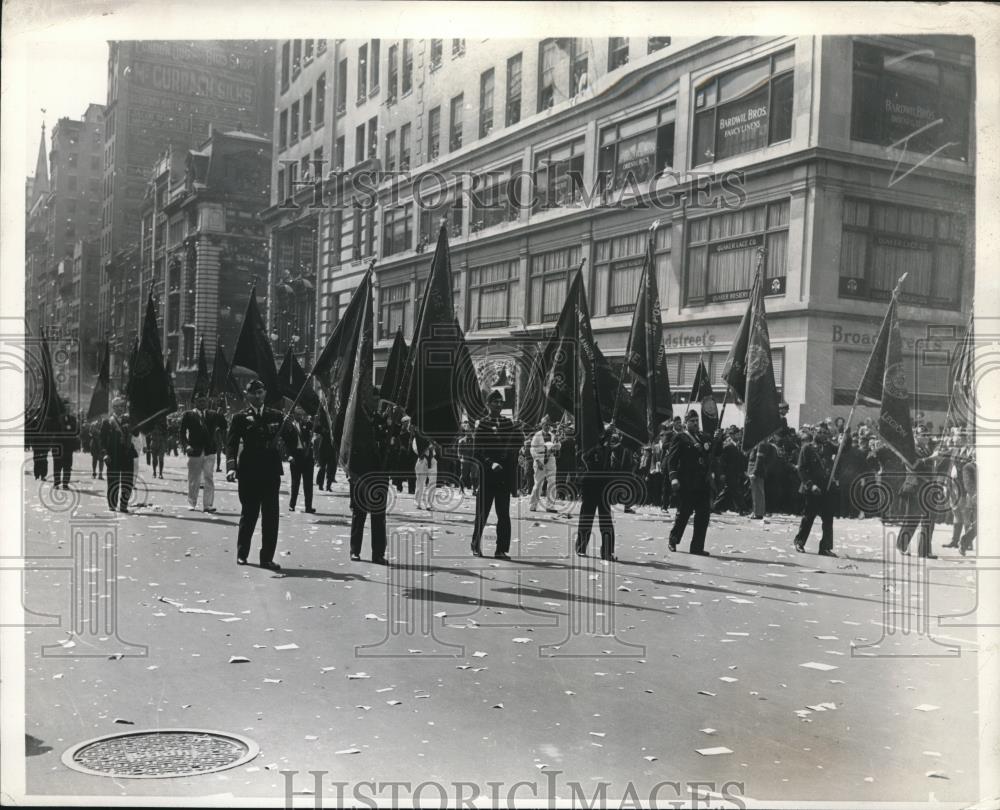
[940,305,974,444]
[827,272,908,490]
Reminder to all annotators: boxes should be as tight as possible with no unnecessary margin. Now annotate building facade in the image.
[137,130,272,400]
[295,35,972,427]
[100,40,275,376]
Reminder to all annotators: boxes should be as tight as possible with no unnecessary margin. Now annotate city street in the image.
[21,452,980,805]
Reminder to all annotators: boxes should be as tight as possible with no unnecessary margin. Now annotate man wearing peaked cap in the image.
[470,389,523,560]
[225,378,286,571]
[666,409,715,556]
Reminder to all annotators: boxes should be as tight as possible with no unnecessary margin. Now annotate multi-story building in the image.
[25,125,50,333]
[138,129,272,400]
[260,38,334,365]
[297,35,972,427]
[100,40,275,377]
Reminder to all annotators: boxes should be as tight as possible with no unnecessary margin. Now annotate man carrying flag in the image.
[689,359,719,436]
[471,389,523,559]
[667,409,715,556]
[793,423,839,556]
[100,396,139,513]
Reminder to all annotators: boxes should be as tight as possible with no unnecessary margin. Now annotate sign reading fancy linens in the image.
[714,86,770,161]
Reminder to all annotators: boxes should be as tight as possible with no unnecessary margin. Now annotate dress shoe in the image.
[305,507,317,513]
[818,549,838,558]
[119,508,129,514]
[943,542,959,548]
[288,506,296,512]
[237,558,248,566]
[495,552,511,561]
[668,542,677,552]
[372,557,388,565]
[204,507,217,513]
[576,550,588,557]
[471,545,483,557]
[919,554,938,560]
[794,542,805,553]
[691,549,711,556]
[260,560,282,572]
[601,554,619,562]
[350,553,361,561]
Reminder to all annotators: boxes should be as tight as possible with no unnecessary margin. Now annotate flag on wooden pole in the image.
[126,294,176,426]
[231,287,281,405]
[86,341,111,421]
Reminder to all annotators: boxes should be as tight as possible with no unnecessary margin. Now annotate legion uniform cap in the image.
[685,409,699,420]
[245,379,266,394]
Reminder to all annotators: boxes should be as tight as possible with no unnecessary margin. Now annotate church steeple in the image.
[33,122,49,201]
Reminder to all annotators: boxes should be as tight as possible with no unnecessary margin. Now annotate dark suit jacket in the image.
[281,418,314,463]
[796,441,836,493]
[666,429,712,493]
[225,407,285,480]
[100,416,138,469]
[181,409,226,455]
[473,415,523,491]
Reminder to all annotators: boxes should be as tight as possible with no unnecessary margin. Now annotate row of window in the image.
[277,73,326,151]
[280,39,328,92]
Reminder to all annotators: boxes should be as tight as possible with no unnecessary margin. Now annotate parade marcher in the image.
[88,420,105,479]
[283,405,316,513]
[180,391,224,513]
[349,391,391,564]
[713,427,749,514]
[457,422,478,496]
[225,379,285,570]
[609,435,636,514]
[747,436,777,522]
[51,405,80,490]
[398,416,419,494]
[313,405,338,490]
[529,415,560,512]
[667,410,715,556]
[414,442,438,510]
[471,390,523,559]
[575,427,618,561]
[213,397,227,472]
[148,418,167,479]
[836,431,866,518]
[793,424,839,556]
[100,397,138,513]
[959,456,977,556]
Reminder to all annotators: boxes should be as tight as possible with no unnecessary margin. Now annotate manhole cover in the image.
[62,729,259,779]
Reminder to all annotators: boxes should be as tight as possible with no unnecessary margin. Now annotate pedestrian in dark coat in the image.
[667,410,715,556]
[470,391,523,559]
[100,397,139,513]
[793,424,839,556]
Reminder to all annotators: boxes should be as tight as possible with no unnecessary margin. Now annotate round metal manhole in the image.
[62,729,259,779]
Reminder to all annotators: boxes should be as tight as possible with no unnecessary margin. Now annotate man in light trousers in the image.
[180,391,223,513]
[529,415,559,512]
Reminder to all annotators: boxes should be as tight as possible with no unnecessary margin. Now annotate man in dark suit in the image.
[100,397,139,513]
[667,409,715,556]
[225,379,285,571]
[52,406,81,490]
[349,395,391,564]
[793,423,838,557]
[283,406,316,513]
[575,427,618,561]
[181,391,225,512]
[471,390,523,559]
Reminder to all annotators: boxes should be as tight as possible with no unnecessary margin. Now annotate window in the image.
[382,203,412,256]
[292,40,302,76]
[402,40,413,94]
[851,41,970,162]
[428,106,441,160]
[90,155,101,171]
[571,39,589,95]
[367,116,378,159]
[276,167,285,202]
[471,161,521,232]
[281,42,290,92]
[357,43,368,102]
[304,39,314,63]
[379,283,408,339]
[351,205,374,261]
[529,245,581,323]
[315,73,326,127]
[685,199,789,305]
[300,155,310,181]
[355,124,366,165]
[399,123,411,170]
[290,101,300,143]
[648,37,671,53]
[370,39,380,92]
[538,39,559,112]
[693,48,794,166]
[430,39,443,69]
[506,53,522,126]
[479,69,495,138]
[302,90,313,133]
[452,39,466,57]
[598,104,675,192]
[387,44,399,103]
[839,198,963,309]
[384,131,397,172]
[592,226,672,316]
[469,260,517,329]
[418,179,464,243]
[608,37,629,70]
[313,147,324,178]
[335,136,345,170]
[533,136,585,211]
[336,58,348,114]
[449,94,464,152]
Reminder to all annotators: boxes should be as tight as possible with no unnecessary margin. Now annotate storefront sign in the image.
[615,132,657,185]
[662,330,717,349]
[874,234,931,251]
[715,86,770,160]
[712,234,761,254]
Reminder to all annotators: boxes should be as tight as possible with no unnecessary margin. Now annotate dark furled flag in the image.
[231,287,281,405]
[454,319,488,421]
[400,225,462,437]
[689,359,718,436]
[542,269,604,459]
[164,350,178,416]
[313,267,372,454]
[126,294,177,428]
[380,327,408,405]
[516,341,547,430]
[594,343,621,425]
[739,272,782,452]
[191,338,210,402]
[338,278,376,478]
[87,341,111,421]
[855,296,916,466]
[209,343,243,400]
[277,347,319,415]
[946,315,974,441]
[613,227,674,443]
[27,329,67,436]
